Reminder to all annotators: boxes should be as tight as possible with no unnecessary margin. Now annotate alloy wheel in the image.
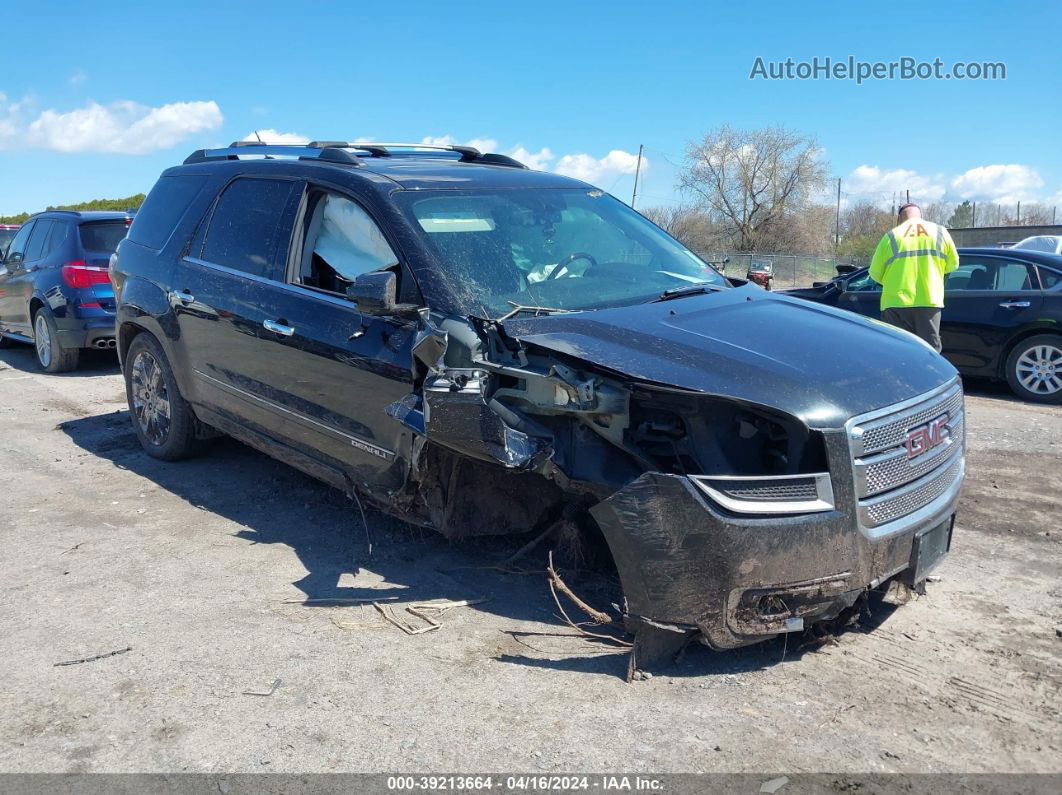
[34,314,51,368]
[130,350,172,446]
[1015,343,1062,396]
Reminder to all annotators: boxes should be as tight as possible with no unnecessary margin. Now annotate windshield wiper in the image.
[496,302,576,322]
[652,282,723,303]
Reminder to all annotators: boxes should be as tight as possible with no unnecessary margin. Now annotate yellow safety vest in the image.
[869,219,959,310]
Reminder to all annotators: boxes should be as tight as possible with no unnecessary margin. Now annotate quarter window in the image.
[200,178,298,280]
[130,174,208,250]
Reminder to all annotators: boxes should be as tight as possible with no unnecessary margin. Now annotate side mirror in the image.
[835,264,858,275]
[347,271,397,316]
[346,271,422,320]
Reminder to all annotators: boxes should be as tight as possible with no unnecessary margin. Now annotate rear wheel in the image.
[1005,334,1062,404]
[33,310,79,373]
[124,333,203,460]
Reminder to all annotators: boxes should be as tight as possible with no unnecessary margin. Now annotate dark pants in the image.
[882,307,942,352]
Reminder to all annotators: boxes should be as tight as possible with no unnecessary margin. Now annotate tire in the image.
[1004,334,1062,404]
[33,309,79,373]
[124,333,204,460]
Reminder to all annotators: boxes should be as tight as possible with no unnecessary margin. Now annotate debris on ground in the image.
[545,552,631,648]
[241,679,281,697]
[373,598,487,635]
[53,646,132,667]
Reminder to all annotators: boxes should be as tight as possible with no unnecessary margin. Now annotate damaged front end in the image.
[382,309,963,673]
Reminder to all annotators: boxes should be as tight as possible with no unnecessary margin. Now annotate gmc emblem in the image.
[905,413,950,459]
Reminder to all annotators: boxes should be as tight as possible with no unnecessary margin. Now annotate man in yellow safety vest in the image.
[869,203,959,352]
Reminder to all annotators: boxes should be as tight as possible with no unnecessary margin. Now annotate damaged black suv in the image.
[112,141,965,669]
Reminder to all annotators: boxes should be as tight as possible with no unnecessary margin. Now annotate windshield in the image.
[395,188,726,316]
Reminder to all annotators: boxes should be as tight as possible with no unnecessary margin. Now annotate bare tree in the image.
[640,204,722,253]
[679,125,828,251]
[920,201,955,225]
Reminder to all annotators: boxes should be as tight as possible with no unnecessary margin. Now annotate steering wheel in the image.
[547,252,598,280]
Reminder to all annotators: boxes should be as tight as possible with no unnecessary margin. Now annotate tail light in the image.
[61,261,111,288]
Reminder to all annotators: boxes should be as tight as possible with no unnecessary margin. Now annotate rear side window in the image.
[24,220,54,261]
[79,221,129,254]
[199,178,298,280]
[1039,268,1062,289]
[129,175,208,250]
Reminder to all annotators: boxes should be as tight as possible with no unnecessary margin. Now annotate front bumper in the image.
[590,429,963,656]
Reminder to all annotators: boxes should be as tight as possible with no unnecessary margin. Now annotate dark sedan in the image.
[785,248,1062,403]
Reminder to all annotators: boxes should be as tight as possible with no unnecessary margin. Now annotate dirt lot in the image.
[0,344,1059,774]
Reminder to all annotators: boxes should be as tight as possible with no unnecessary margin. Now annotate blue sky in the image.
[2,0,1060,216]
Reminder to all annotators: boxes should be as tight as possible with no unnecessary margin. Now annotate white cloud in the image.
[418,134,645,185]
[554,149,645,184]
[2,99,223,154]
[949,164,1044,204]
[846,164,946,203]
[69,69,87,88]
[241,129,308,144]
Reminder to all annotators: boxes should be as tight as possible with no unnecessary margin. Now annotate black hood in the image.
[501,284,957,429]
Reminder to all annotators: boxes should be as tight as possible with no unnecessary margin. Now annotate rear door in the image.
[6,220,53,333]
[940,254,1044,374]
[173,175,305,436]
[0,221,35,334]
[243,186,421,497]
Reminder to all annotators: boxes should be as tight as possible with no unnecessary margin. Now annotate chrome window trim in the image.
[689,472,835,515]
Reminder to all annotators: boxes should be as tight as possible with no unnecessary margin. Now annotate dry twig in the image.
[54,646,132,667]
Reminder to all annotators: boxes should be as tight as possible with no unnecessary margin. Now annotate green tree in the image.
[0,193,145,225]
[947,200,974,228]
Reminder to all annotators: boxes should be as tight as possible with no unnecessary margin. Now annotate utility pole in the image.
[834,177,841,249]
[891,192,896,216]
[1053,206,1057,224]
[906,189,910,204]
[631,144,644,209]
[1017,201,1021,225]
[972,201,977,227]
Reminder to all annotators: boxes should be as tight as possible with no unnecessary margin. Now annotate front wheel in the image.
[124,333,205,460]
[1005,334,1062,404]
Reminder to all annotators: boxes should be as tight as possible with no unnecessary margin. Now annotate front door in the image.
[248,186,422,499]
[0,220,37,335]
[836,269,882,319]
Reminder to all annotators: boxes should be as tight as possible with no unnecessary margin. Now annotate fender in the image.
[115,274,193,396]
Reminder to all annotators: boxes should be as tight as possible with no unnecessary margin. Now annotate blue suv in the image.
[0,210,131,371]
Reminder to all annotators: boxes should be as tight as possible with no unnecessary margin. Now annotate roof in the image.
[959,247,1062,267]
[178,141,591,192]
[32,210,133,222]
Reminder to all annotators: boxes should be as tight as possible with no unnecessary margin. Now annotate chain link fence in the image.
[697,251,857,290]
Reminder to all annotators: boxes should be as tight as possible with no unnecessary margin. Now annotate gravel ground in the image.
[0,344,1059,774]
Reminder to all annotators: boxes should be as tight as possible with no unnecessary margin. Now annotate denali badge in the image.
[905,413,950,459]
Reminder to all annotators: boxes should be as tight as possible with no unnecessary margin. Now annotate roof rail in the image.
[183,141,528,169]
[310,141,527,168]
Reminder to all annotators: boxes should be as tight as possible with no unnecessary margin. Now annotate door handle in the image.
[999,300,1031,309]
[176,290,195,304]
[263,319,295,337]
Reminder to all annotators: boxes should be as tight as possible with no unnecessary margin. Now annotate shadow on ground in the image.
[60,408,899,680]
[0,342,120,377]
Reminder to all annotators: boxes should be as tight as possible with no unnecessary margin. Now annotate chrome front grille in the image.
[847,380,965,532]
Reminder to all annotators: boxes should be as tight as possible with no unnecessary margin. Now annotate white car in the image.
[1012,235,1062,255]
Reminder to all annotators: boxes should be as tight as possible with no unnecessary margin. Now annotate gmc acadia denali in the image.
[112,141,965,672]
